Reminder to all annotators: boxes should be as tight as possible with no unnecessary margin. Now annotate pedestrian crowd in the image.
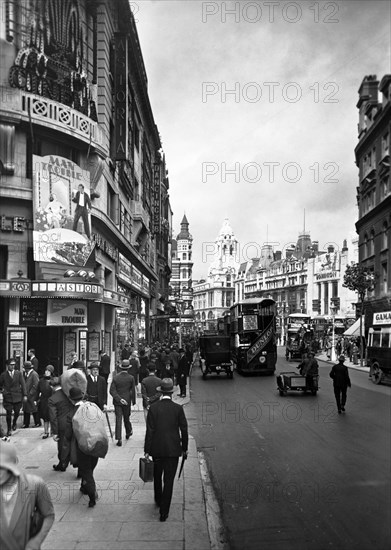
[0,341,193,548]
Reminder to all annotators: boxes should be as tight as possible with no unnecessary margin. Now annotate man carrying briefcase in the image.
[144,378,188,522]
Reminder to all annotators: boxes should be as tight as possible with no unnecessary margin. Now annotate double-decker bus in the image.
[230,298,277,375]
[367,311,391,385]
[285,313,312,360]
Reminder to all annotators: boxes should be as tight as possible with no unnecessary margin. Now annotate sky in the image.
[133,0,391,278]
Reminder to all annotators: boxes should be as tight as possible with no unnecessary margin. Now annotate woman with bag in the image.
[0,440,55,550]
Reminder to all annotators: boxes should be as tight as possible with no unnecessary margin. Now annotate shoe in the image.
[12,425,17,431]
[177,393,182,397]
[88,500,96,508]
[126,429,133,439]
[42,433,49,439]
[338,410,342,414]
[53,464,66,472]
[22,425,29,428]
[159,513,168,522]
[34,423,42,428]
[7,431,12,437]
[341,407,345,412]
[116,440,122,447]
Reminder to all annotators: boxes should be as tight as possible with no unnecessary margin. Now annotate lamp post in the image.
[330,304,337,362]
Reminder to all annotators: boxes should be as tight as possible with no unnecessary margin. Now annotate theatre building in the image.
[0,0,171,373]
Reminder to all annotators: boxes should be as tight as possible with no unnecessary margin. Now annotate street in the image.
[188,348,391,550]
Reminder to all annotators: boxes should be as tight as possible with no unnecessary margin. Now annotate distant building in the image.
[170,215,194,339]
[193,218,239,332]
[355,74,391,330]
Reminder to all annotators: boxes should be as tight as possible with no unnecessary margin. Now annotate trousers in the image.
[114,403,132,440]
[333,386,348,411]
[153,456,179,516]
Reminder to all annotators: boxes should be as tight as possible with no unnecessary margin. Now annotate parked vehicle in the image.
[199,335,233,379]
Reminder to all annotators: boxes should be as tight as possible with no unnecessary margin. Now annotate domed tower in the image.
[208,218,239,282]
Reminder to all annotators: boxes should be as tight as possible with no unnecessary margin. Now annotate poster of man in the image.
[33,155,95,266]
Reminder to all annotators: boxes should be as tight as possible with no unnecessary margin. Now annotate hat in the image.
[69,387,84,400]
[89,362,99,370]
[24,361,32,369]
[178,348,185,353]
[157,378,174,393]
[0,441,20,476]
[338,354,345,362]
[50,376,61,387]
[74,360,85,370]
[45,365,55,374]
[120,360,130,369]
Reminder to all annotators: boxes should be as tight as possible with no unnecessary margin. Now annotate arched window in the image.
[201,312,206,321]
[208,311,214,319]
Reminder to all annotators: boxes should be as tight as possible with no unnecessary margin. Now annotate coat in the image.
[109,371,136,406]
[141,374,162,409]
[0,370,26,403]
[86,374,107,410]
[144,398,188,458]
[99,353,111,376]
[177,355,190,379]
[37,378,53,421]
[329,362,351,388]
[0,472,54,550]
[23,370,40,413]
[48,388,74,435]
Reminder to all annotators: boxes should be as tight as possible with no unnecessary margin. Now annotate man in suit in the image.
[28,348,39,375]
[141,363,162,421]
[0,359,27,435]
[120,343,132,361]
[144,378,188,522]
[22,361,40,427]
[329,354,352,414]
[177,348,190,398]
[98,349,111,383]
[86,363,107,411]
[109,360,136,446]
[72,183,91,238]
[48,377,75,471]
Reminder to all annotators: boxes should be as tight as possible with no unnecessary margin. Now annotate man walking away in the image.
[0,359,26,435]
[141,363,162,421]
[109,360,136,446]
[330,354,351,414]
[144,378,188,522]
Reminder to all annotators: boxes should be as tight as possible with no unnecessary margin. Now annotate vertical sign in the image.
[153,162,161,234]
[114,33,128,160]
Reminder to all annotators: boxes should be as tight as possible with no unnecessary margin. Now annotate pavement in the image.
[315,350,370,373]
[1,385,212,550]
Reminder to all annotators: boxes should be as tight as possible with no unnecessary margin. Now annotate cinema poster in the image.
[33,155,95,266]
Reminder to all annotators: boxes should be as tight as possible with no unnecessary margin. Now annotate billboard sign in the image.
[33,155,95,266]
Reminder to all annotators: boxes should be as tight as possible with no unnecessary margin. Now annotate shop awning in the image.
[343,317,365,337]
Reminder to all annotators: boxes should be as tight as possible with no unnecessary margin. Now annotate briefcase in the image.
[139,457,154,482]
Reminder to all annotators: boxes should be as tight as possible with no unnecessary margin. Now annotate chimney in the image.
[328,245,334,253]
[312,241,319,253]
[274,250,282,261]
[342,239,348,253]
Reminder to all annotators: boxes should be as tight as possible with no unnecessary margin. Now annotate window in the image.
[383,222,389,250]
[182,253,187,260]
[369,229,375,256]
[381,262,388,294]
[382,132,389,157]
[364,233,369,257]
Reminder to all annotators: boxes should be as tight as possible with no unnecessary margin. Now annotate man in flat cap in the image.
[109,360,136,446]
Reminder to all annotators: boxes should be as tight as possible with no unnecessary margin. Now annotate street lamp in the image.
[330,303,337,362]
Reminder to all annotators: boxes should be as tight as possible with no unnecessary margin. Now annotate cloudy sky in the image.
[134,0,390,278]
